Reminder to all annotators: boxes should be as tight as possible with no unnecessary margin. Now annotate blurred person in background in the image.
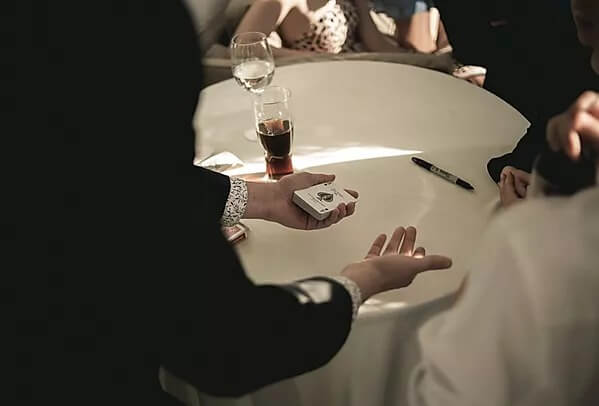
[234,0,446,55]
[369,0,448,52]
[432,0,599,208]
[405,1,599,404]
[369,0,485,84]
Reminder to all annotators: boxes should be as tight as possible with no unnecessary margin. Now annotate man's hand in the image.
[244,172,359,230]
[547,91,599,161]
[498,166,531,208]
[272,173,358,230]
[341,226,452,300]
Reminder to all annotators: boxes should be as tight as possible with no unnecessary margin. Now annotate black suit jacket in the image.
[12,2,352,404]
[435,0,599,182]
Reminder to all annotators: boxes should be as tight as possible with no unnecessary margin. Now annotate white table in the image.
[174,61,529,406]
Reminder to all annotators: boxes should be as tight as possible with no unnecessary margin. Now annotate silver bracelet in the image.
[221,178,248,227]
[331,276,363,321]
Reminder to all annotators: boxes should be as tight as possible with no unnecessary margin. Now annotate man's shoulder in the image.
[468,188,599,326]
[497,187,599,241]
[491,187,599,300]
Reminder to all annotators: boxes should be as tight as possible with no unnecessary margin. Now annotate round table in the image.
[182,61,528,406]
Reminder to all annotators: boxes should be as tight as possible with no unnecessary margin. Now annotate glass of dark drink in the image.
[253,86,294,179]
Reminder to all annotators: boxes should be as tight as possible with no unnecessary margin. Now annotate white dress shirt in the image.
[409,185,599,406]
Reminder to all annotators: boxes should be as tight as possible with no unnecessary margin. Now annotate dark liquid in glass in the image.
[257,119,294,178]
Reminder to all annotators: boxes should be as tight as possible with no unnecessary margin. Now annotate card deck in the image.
[222,223,249,244]
[292,182,357,221]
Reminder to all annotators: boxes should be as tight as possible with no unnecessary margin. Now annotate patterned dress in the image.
[286,0,360,53]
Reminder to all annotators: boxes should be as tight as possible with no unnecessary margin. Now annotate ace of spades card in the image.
[292,182,358,221]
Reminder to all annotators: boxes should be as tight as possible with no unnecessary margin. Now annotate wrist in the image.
[341,262,383,301]
[244,181,277,221]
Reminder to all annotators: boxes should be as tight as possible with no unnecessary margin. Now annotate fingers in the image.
[383,226,405,255]
[366,234,387,258]
[368,225,427,259]
[324,207,341,226]
[505,171,515,189]
[313,208,340,230]
[314,173,336,184]
[499,172,519,207]
[344,189,359,199]
[419,255,453,271]
[337,203,347,219]
[547,114,565,152]
[514,168,531,185]
[303,172,336,187]
[505,171,517,193]
[305,215,318,230]
[330,204,347,225]
[588,97,599,117]
[295,173,357,198]
[570,91,599,114]
[567,127,583,160]
[512,168,530,198]
[311,202,355,230]
[514,176,528,198]
[547,91,599,160]
[499,166,530,186]
[548,116,582,159]
[573,110,599,150]
[399,226,417,256]
[346,202,356,217]
[499,166,514,184]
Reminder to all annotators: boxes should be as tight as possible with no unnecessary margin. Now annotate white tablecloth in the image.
[164,61,530,406]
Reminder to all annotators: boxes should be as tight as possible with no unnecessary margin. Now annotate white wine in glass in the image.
[230,32,275,94]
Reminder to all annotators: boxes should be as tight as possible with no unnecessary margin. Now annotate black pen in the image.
[411,157,475,191]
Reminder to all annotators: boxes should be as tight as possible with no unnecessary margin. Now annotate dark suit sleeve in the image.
[486,124,546,182]
[160,221,353,397]
[17,1,353,402]
[195,166,231,222]
[122,2,353,396]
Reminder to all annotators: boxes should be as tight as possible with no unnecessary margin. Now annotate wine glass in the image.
[230,32,275,94]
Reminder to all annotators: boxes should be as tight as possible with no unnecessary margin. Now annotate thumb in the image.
[514,177,528,198]
[305,173,335,186]
[418,255,453,272]
[500,173,519,201]
[506,172,515,188]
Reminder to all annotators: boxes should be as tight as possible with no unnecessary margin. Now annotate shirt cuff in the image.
[331,276,363,321]
[221,178,248,227]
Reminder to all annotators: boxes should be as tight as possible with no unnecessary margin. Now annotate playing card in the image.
[292,182,357,221]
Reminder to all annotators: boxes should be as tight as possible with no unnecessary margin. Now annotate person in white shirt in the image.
[403,1,599,404]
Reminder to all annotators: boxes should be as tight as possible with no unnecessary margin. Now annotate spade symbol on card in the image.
[316,192,334,202]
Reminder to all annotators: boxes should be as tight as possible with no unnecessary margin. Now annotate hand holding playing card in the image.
[341,226,452,300]
[270,172,359,230]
